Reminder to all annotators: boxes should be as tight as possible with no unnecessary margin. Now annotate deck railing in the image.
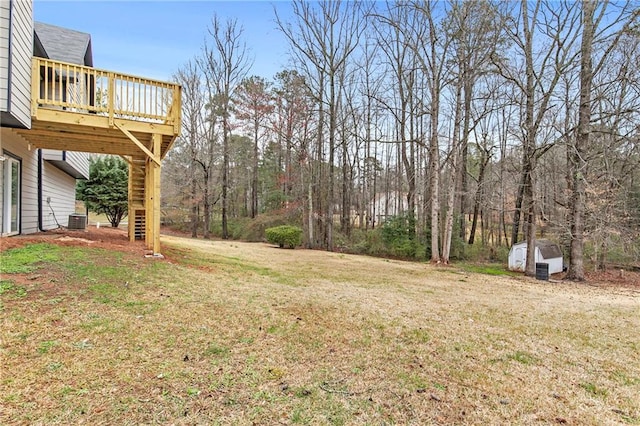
[31,57,181,133]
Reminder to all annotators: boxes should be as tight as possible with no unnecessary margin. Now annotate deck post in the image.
[145,134,162,254]
[128,160,135,242]
[108,72,115,127]
[31,59,39,117]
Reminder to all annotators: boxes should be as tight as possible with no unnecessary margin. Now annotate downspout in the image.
[37,148,45,231]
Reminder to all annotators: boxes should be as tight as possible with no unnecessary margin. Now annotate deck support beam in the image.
[114,122,161,166]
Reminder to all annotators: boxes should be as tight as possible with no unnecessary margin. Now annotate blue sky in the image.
[34,1,292,82]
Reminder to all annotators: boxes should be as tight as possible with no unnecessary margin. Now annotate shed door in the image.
[514,247,525,269]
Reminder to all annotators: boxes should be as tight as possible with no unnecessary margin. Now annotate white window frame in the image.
[1,151,21,236]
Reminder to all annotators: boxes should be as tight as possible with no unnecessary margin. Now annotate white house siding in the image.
[1,129,79,235]
[63,150,89,178]
[41,161,77,230]
[0,1,9,111]
[42,148,89,179]
[8,0,32,127]
[0,0,32,128]
[1,128,38,234]
[372,192,408,225]
[508,243,527,272]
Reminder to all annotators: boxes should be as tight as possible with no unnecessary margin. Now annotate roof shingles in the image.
[34,22,92,66]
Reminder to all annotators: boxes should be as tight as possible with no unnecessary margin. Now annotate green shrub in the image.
[381,214,420,259]
[265,225,302,249]
[395,238,419,258]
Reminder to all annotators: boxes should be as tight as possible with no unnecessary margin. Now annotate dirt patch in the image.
[584,269,640,289]
[544,269,640,291]
[0,226,147,255]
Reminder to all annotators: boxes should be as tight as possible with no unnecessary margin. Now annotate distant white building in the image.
[369,191,407,224]
[508,240,564,274]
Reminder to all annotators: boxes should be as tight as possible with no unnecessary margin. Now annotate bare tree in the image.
[441,73,463,263]
[173,60,208,237]
[276,0,366,250]
[494,1,581,275]
[356,37,385,231]
[565,1,639,280]
[370,2,422,240]
[235,76,274,218]
[271,70,314,242]
[441,0,505,261]
[405,1,452,262]
[188,53,223,239]
[201,16,251,239]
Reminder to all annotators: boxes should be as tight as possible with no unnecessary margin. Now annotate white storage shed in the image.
[508,239,564,274]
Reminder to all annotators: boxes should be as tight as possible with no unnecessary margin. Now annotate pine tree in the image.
[77,156,128,228]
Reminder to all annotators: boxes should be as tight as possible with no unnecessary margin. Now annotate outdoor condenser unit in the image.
[68,214,87,230]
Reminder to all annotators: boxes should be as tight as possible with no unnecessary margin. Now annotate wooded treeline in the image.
[162,0,640,279]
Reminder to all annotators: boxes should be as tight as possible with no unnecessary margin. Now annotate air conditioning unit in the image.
[68,214,87,230]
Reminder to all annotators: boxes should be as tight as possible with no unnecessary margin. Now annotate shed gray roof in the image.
[511,239,563,259]
[34,22,93,66]
[536,239,563,259]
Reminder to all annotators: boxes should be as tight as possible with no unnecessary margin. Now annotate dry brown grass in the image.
[1,234,639,425]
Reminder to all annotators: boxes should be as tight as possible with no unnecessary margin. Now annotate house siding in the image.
[0,0,32,128]
[9,0,32,127]
[1,1,11,112]
[64,151,89,178]
[1,128,38,234]
[41,161,77,230]
[0,129,78,235]
[0,8,92,239]
[41,149,90,179]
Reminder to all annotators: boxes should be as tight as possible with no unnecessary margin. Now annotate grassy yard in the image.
[1,235,639,425]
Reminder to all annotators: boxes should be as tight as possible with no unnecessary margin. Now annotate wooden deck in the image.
[15,58,182,254]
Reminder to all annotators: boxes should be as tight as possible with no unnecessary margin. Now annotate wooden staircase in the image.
[128,157,146,241]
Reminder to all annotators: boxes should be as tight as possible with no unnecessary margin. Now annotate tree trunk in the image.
[221,121,229,240]
[458,78,472,241]
[566,0,594,281]
[524,168,536,276]
[522,2,537,277]
[203,170,211,239]
[468,148,491,245]
[341,123,350,236]
[251,117,259,218]
[326,67,337,251]
[442,79,463,263]
[190,163,198,238]
[307,181,313,248]
[313,76,325,250]
[430,90,440,263]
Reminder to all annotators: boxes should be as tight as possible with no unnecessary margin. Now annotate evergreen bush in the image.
[265,225,302,248]
[381,214,419,258]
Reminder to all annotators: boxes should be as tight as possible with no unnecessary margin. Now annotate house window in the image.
[1,151,21,236]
